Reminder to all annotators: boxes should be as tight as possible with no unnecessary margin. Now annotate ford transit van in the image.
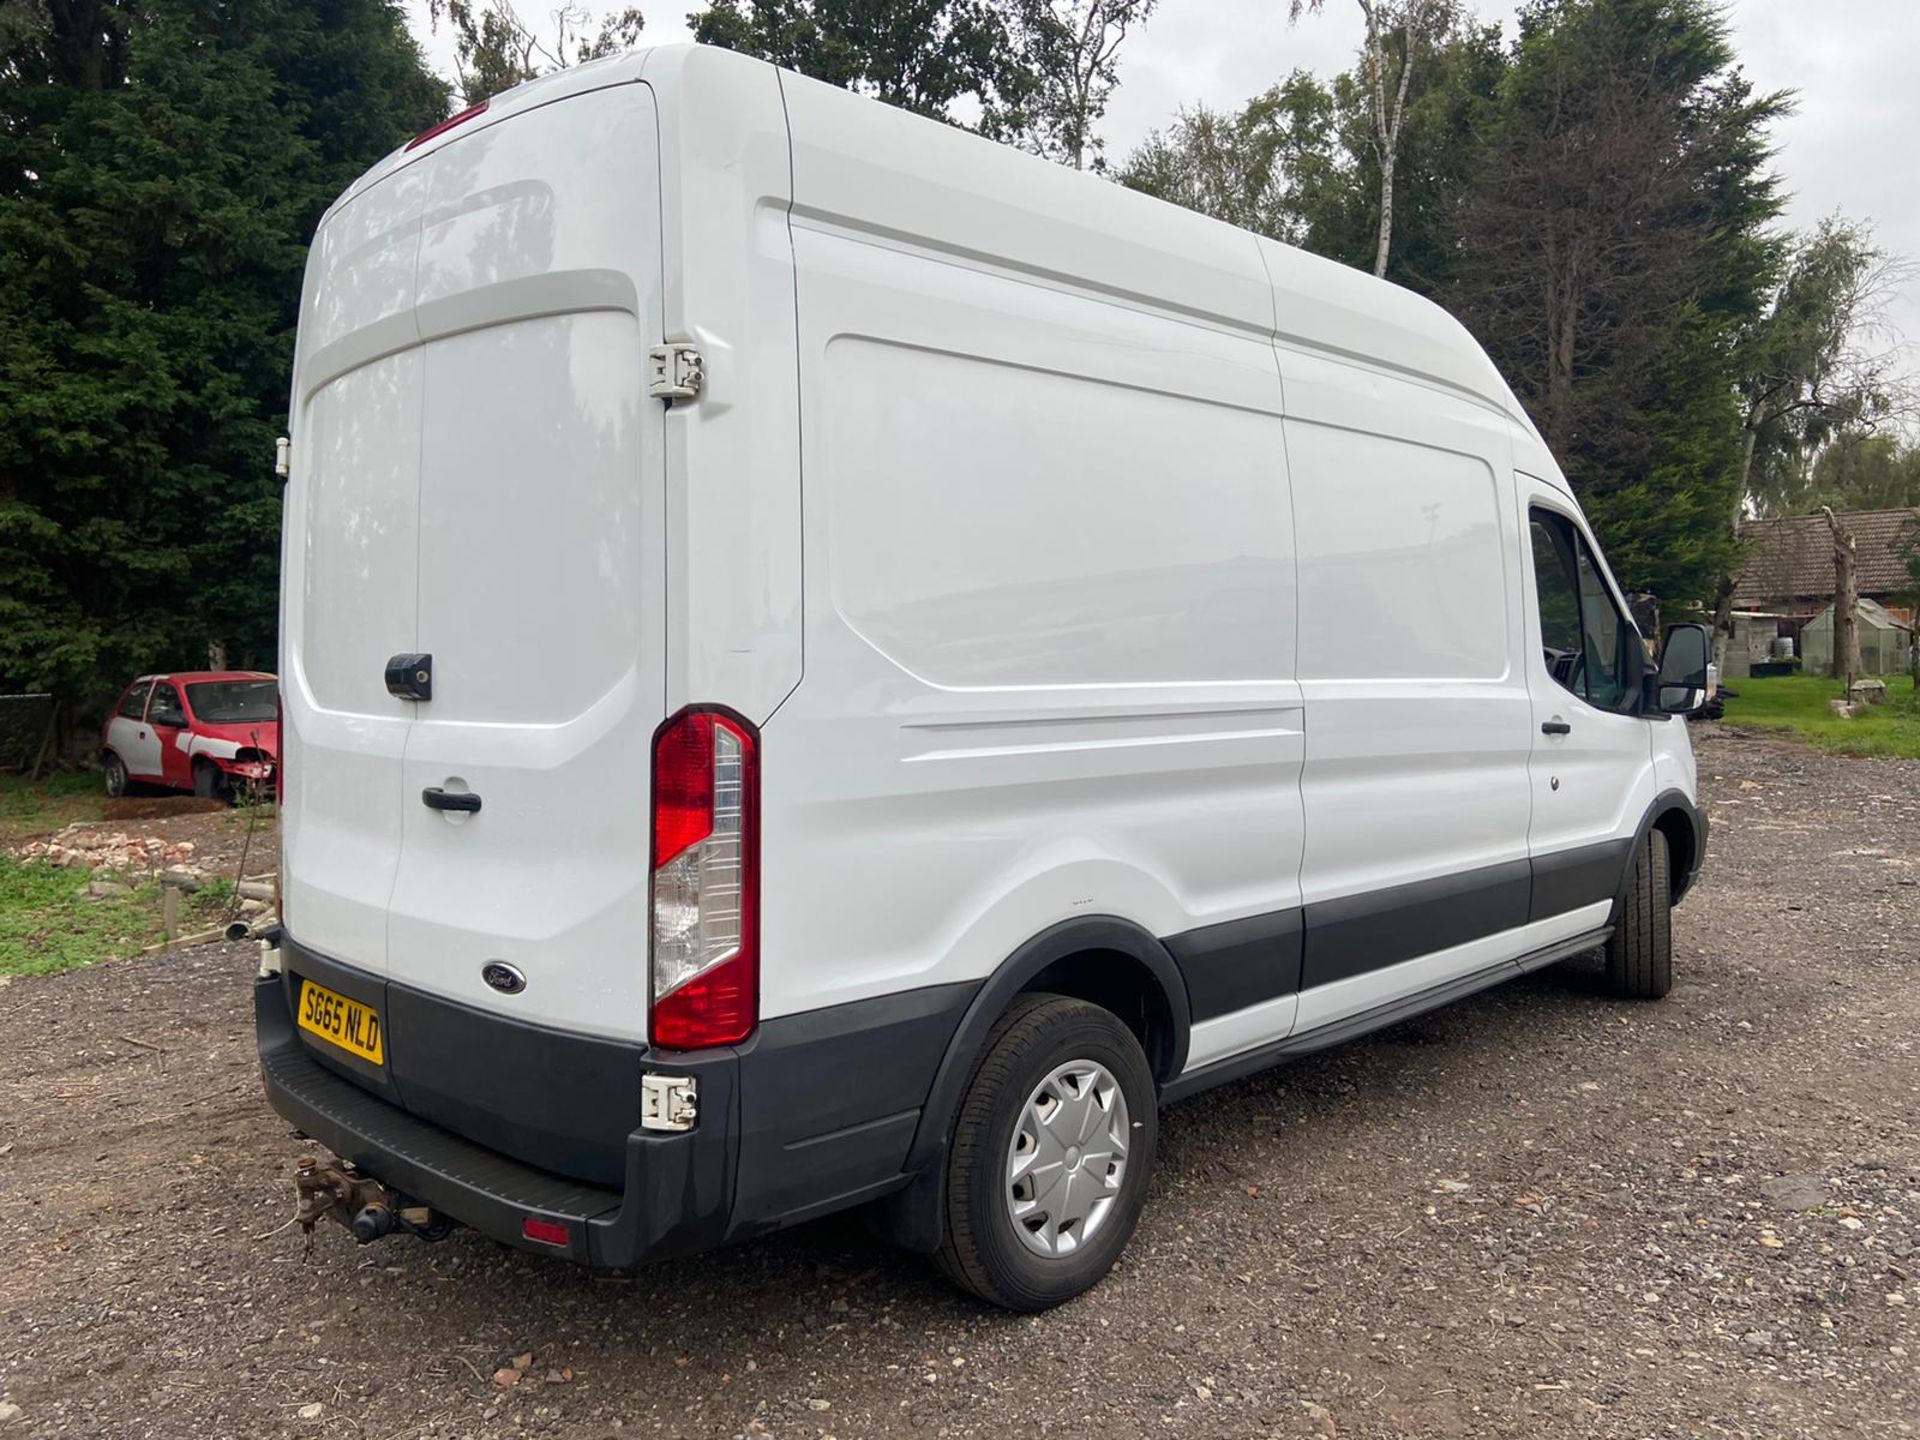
[258,44,1709,1310]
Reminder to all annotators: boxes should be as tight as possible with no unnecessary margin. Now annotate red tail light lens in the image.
[521,1216,570,1248]
[649,708,759,1050]
[405,100,489,152]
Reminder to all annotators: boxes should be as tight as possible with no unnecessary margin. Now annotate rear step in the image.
[257,982,618,1263]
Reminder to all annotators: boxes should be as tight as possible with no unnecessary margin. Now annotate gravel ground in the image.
[1,726,1916,1440]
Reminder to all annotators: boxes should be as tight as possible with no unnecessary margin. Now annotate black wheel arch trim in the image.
[873,916,1189,1255]
[896,915,1191,1186]
[1614,789,1707,917]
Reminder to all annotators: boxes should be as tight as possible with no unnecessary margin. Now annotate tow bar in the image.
[291,1154,451,1248]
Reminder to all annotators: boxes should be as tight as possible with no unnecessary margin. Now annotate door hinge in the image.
[274,435,291,479]
[640,1073,699,1132]
[647,344,704,402]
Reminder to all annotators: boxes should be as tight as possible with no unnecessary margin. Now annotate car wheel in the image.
[1604,828,1672,999]
[192,759,227,802]
[937,994,1157,1311]
[103,752,129,799]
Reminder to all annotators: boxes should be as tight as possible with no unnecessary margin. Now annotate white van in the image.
[260,44,1709,1310]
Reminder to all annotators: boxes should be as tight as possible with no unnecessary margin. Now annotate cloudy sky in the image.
[406,0,1920,345]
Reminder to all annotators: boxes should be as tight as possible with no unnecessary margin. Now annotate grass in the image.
[0,856,163,976]
[0,769,106,843]
[0,856,244,978]
[0,769,276,978]
[1720,672,1920,759]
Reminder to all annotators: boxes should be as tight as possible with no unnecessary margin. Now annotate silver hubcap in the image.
[1005,1059,1130,1258]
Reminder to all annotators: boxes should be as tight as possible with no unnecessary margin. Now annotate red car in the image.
[100,671,279,800]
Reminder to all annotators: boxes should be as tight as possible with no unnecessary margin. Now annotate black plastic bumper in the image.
[256,975,734,1269]
[255,941,977,1271]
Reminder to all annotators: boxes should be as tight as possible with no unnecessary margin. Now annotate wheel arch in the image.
[873,915,1190,1254]
[1612,788,1706,918]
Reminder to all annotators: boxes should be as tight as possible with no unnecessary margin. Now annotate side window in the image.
[1529,509,1639,711]
[1573,540,1632,708]
[117,681,153,720]
[148,682,186,727]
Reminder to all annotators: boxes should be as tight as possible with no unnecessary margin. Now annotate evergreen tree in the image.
[0,1,446,721]
[690,0,1017,129]
[1446,0,1788,606]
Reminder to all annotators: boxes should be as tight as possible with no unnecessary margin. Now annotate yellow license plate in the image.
[297,978,385,1065]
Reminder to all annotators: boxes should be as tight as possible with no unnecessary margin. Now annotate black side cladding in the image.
[1163,909,1303,1022]
[1164,831,1659,1011]
[1529,836,1633,922]
[1301,858,1532,990]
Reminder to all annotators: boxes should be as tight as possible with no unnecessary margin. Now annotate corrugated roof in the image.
[1732,508,1920,606]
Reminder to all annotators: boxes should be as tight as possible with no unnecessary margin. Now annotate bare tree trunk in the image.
[1373,148,1395,277]
[1823,506,1860,692]
[1544,291,1577,454]
[1362,2,1418,278]
[1710,423,1763,668]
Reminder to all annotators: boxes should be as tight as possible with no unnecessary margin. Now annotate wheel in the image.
[937,994,1157,1311]
[1604,828,1672,999]
[103,752,129,799]
[192,759,227,802]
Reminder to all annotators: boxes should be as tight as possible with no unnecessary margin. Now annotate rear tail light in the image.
[521,1216,570,1248]
[649,708,758,1050]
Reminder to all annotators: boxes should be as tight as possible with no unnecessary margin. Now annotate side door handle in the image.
[422,787,481,813]
[1541,719,1572,736]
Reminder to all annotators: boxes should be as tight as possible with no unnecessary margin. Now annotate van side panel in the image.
[766,78,1304,1031]
[1281,347,1544,1030]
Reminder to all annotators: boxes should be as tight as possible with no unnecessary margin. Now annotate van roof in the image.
[327,42,1542,444]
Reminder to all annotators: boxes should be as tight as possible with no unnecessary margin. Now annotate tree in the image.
[1822,506,1860,692]
[0,1,447,725]
[1117,73,1340,244]
[1121,16,1499,286]
[689,0,1016,128]
[1798,432,1920,513]
[1287,0,1454,277]
[1446,0,1788,608]
[1738,220,1917,519]
[424,1,644,104]
[1003,0,1155,170]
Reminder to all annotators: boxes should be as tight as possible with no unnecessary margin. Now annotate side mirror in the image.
[1654,623,1710,715]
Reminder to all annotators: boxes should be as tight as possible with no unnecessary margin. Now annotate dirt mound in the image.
[103,795,226,821]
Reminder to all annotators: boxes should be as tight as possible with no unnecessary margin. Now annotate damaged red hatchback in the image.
[100,671,279,801]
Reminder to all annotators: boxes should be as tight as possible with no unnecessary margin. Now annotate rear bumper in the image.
[255,939,976,1271]
[256,975,733,1268]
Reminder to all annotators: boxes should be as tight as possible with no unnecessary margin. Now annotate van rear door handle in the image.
[422,787,481,813]
[1541,719,1572,736]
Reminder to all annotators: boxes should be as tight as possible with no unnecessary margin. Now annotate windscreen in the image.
[187,680,277,724]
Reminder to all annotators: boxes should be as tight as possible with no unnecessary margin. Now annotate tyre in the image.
[192,759,227,802]
[103,752,129,799]
[937,994,1157,1311]
[1604,827,1672,999]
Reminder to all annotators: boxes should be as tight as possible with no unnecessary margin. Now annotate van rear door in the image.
[282,161,433,974]
[386,85,667,1041]
[285,82,667,1039]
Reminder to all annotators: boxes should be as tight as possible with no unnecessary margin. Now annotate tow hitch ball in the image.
[293,1155,449,1247]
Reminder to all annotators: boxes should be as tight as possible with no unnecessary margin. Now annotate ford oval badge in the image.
[481,961,527,995]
